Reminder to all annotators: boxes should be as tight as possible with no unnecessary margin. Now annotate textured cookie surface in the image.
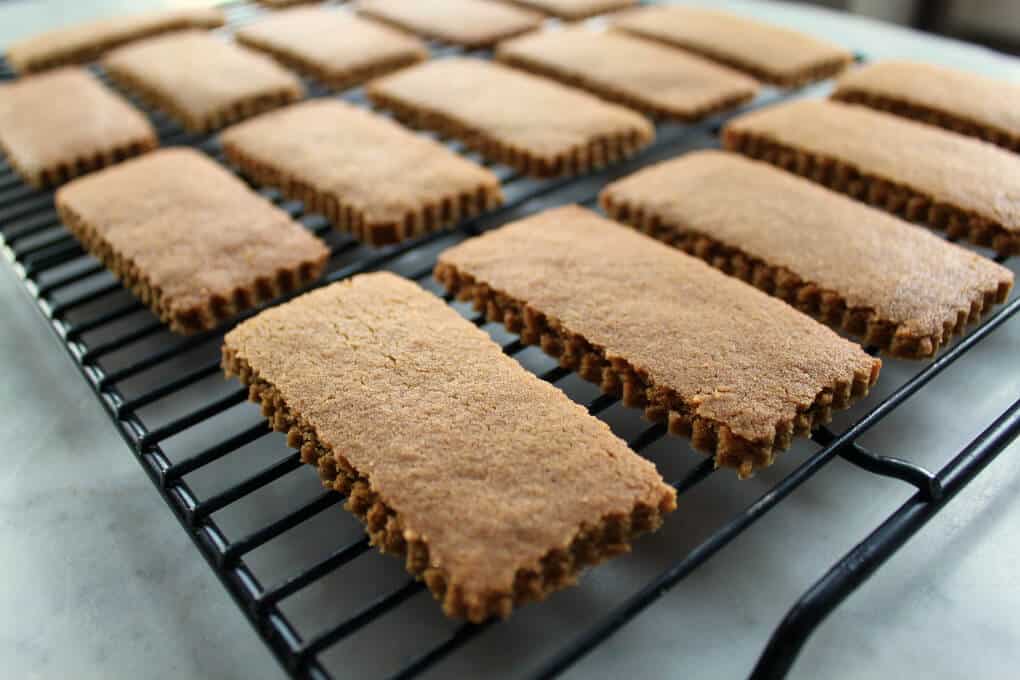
[366,57,654,177]
[236,8,427,90]
[833,60,1020,152]
[103,30,304,132]
[358,0,543,47]
[502,0,637,20]
[222,272,676,622]
[0,68,157,188]
[497,28,758,121]
[612,5,852,87]
[5,7,224,74]
[55,149,329,334]
[435,206,879,477]
[600,151,1014,358]
[723,98,1020,255]
[221,100,503,246]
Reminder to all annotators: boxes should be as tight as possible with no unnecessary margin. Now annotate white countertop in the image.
[1,1,1018,679]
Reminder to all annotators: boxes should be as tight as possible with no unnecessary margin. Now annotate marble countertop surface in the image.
[1,1,1018,679]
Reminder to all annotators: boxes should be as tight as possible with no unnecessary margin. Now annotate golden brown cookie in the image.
[236,8,427,91]
[601,151,1014,358]
[497,28,758,121]
[502,0,638,21]
[222,271,676,622]
[357,0,543,48]
[0,68,157,188]
[833,60,1020,153]
[220,100,503,246]
[723,98,1020,256]
[55,149,329,334]
[366,57,654,177]
[5,7,224,74]
[435,205,880,478]
[612,5,852,87]
[103,31,304,133]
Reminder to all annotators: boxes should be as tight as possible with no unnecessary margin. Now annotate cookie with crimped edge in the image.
[357,0,543,48]
[5,7,224,74]
[612,5,852,88]
[236,9,428,92]
[722,98,1020,256]
[221,100,504,246]
[832,60,1020,154]
[102,31,304,133]
[600,151,1014,359]
[366,58,654,178]
[55,149,329,335]
[501,0,638,21]
[435,206,880,478]
[0,68,157,189]
[222,272,676,622]
[496,28,758,122]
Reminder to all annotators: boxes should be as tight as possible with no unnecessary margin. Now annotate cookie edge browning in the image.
[599,191,1013,359]
[365,80,654,179]
[55,192,329,334]
[221,138,505,246]
[0,132,158,189]
[494,49,757,123]
[234,31,428,93]
[433,261,880,478]
[221,345,676,623]
[832,88,1020,154]
[722,125,1020,256]
[102,55,304,134]
[499,0,638,21]
[609,25,851,88]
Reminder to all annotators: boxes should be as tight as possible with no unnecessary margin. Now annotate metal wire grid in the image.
[1,2,1018,679]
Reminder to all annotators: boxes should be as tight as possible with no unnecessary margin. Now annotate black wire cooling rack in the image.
[1,2,1018,679]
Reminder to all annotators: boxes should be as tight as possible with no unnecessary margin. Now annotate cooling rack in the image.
[1,2,1018,679]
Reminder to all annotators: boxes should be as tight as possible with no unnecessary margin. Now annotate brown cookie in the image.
[55,148,329,334]
[497,28,758,121]
[222,271,676,622]
[236,8,427,91]
[366,57,654,177]
[435,205,880,478]
[833,60,1020,153]
[357,0,543,48]
[5,7,225,74]
[612,5,852,87]
[601,151,1014,358]
[502,0,638,21]
[103,31,304,133]
[0,68,157,188]
[723,98,1020,256]
[220,100,504,246]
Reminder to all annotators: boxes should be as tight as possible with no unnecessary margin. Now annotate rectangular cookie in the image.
[357,0,543,48]
[5,7,225,74]
[722,98,1020,256]
[600,151,1014,358]
[103,31,304,133]
[435,206,880,478]
[612,6,852,87]
[496,28,759,122]
[366,58,654,177]
[222,271,676,622]
[0,68,157,188]
[221,100,504,246]
[236,9,428,91]
[502,0,638,20]
[55,149,329,334]
[832,60,1020,153]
